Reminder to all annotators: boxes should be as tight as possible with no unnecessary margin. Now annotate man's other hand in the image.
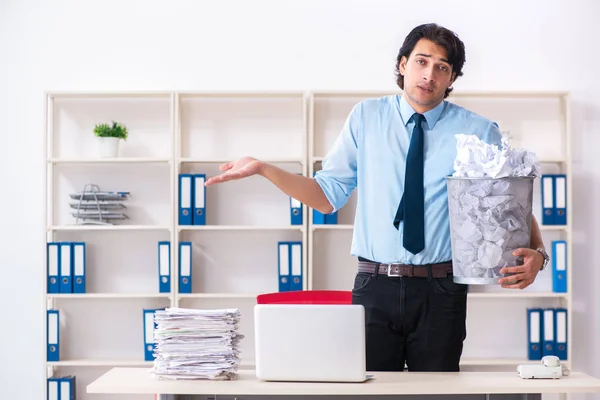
[204,157,264,186]
[498,248,544,289]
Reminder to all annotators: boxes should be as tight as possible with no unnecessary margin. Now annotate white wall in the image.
[1,0,599,398]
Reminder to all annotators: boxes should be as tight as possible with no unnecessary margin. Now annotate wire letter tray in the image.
[70,184,130,225]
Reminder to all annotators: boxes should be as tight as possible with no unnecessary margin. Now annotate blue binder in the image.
[179,242,192,294]
[59,242,72,293]
[325,211,338,224]
[143,309,160,361]
[552,240,567,293]
[289,242,303,291]
[313,208,325,224]
[47,242,60,294]
[290,197,302,225]
[158,241,170,293]
[59,376,76,400]
[47,377,60,399]
[193,174,206,225]
[277,242,290,292]
[541,175,555,225]
[527,308,542,360]
[542,308,555,357]
[312,172,325,224]
[178,174,193,225]
[47,309,59,362]
[277,241,303,292]
[554,174,567,225]
[72,242,86,294]
[554,308,568,360]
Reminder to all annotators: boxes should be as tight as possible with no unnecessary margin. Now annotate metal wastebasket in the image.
[445,176,535,284]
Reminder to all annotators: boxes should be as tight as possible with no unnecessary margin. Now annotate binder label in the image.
[181,244,191,276]
[74,245,85,275]
[159,244,169,277]
[544,309,554,341]
[195,176,205,208]
[48,312,58,345]
[49,245,58,278]
[530,311,540,343]
[181,176,191,209]
[555,176,566,209]
[557,311,566,343]
[556,242,566,271]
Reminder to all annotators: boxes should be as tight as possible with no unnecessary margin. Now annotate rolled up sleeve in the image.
[484,120,504,147]
[314,102,361,213]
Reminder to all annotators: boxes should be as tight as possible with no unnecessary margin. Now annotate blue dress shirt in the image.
[314,94,503,265]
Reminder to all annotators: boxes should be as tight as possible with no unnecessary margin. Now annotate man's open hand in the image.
[204,157,263,186]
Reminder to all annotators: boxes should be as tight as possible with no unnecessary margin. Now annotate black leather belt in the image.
[358,260,453,278]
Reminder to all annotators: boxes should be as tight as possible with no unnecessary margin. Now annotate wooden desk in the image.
[87,367,600,400]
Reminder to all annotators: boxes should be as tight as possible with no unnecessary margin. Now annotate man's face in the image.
[399,38,456,112]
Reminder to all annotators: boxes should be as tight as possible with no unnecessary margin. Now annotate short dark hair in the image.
[394,23,466,98]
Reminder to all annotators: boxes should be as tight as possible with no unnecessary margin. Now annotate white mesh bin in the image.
[445,176,534,284]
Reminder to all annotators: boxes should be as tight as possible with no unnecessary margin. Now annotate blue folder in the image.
[527,308,542,360]
[554,308,568,360]
[47,242,60,294]
[179,174,193,225]
[552,240,567,293]
[72,242,86,294]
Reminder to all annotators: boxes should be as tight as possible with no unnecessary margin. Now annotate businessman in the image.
[205,23,548,372]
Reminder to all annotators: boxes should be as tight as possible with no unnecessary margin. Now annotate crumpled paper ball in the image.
[453,134,541,179]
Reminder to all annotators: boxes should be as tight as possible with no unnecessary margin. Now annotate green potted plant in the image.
[93,121,128,158]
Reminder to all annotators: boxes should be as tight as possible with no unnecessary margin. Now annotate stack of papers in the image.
[151,307,244,380]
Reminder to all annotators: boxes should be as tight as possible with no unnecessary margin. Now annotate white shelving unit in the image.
[44,90,571,400]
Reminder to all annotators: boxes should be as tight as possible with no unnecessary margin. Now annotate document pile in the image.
[452,134,541,179]
[152,307,243,380]
[69,184,129,225]
[446,134,541,284]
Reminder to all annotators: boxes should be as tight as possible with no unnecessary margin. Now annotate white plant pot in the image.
[97,137,120,158]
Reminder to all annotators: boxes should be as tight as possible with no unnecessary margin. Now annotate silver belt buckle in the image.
[387,264,402,277]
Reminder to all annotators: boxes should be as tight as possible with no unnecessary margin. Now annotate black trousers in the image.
[351,267,468,372]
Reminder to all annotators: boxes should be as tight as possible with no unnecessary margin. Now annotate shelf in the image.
[48,157,170,164]
[312,224,353,230]
[180,157,304,164]
[176,292,565,300]
[467,292,567,299]
[47,358,152,367]
[539,226,568,231]
[314,154,566,166]
[178,293,259,300]
[310,223,563,233]
[450,91,570,99]
[47,91,171,99]
[312,223,563,233]
[178,91,304,98]
[47,293,171,300]
[178,225,303,231]
[47,90,568,100]
[311,90,569,99]
[48,225,170,231]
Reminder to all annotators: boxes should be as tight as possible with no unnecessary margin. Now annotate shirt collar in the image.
[398,94,446,129]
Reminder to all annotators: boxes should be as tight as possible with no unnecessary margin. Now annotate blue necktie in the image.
[393,113,425,254]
